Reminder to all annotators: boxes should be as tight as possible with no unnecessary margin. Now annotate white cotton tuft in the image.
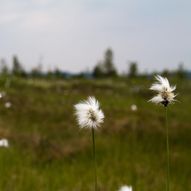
[118,185,133,191]
[5,102,12,108]
[131,104,137,111]
[149,75,176,106]
[74,97,104,129]
[0,139,9,147]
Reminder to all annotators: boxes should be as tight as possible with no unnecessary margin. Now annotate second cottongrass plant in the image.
[118,185,133,191]
[0,139,9,148]
[149,75,177,191]
[74,96,104,191]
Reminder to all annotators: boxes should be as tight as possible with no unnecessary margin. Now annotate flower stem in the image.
[165,107,170,191]
[91,128,97,191]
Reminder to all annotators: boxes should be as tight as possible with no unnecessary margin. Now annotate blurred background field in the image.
[1,1,191,190]
[0,76,190,191]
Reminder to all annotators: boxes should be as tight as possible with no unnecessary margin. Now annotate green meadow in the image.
[0,77,190,191]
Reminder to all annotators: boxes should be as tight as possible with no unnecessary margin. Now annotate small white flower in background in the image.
[74,96,104,129]
[2,92,6,97]
[0,139,9,147]
[5,102,12,108]
[0,91,6,99]
[149,75,176,107]
[131,104,137,111]
[119,185,133,191]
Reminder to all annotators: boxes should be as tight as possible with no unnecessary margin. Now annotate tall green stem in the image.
[91,128,97,191]
[165,107,170,191]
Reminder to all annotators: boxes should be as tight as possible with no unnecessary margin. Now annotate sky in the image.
[0,0,191,73]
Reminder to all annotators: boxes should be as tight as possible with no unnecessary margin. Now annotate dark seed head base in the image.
[161,99,169,107]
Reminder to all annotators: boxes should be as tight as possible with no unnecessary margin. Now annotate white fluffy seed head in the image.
[0,139,9,147]
[118,185,133,191]
[74,97,104,129]
[149,75,176,106]
[131,104,137,112]
[5,102,12,108]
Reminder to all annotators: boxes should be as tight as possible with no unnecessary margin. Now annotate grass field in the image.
[0,77,190,191]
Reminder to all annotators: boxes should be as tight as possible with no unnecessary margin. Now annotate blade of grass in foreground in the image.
[165,107,170,191]
[92,127,98,191]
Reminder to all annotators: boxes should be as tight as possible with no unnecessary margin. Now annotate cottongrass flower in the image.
[149,75,177,191]
[131,104,137,112]
[5,102,12,108]
[0,91,6,99]
[74,96,104,129]
[74,96,104,191]
[149,75,176,107]
[0,139,9,147]
[118,185,133,191]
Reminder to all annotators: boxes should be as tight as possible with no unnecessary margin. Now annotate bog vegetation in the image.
[0,49,190,190]
[0,75,190,191]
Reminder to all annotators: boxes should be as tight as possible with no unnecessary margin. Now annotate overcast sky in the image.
[0,0,191,73]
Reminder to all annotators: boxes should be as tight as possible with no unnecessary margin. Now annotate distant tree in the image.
[161,69,170,78]
[0,58,9,75]
[93,61,105,78]
[103,48,117,77]
[46,70,54,79]
[93,48,118,78]
[12,55,26,77]
[53,67,63,78]
[128,61,138,78]
[176,62,186,79]
[31,64,43,78]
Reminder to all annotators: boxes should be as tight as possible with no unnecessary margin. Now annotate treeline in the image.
[0,48,189,79]
[93,48,189,79]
